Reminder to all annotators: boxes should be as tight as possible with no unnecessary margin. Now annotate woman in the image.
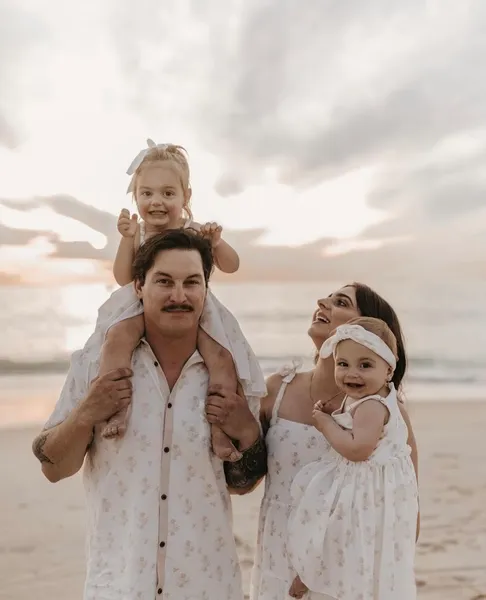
[208,282,419,600]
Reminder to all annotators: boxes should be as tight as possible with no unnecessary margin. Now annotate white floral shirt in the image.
[45,340,245,600]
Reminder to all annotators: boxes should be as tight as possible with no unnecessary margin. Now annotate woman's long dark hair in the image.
[352,282,407,390]
[315,282,407,393]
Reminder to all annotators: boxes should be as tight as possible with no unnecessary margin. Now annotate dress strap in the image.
[346,393,387,414]
[183,217,193,229]
[270,360,301,425]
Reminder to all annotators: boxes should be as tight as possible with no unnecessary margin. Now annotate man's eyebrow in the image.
[152,271,203,279]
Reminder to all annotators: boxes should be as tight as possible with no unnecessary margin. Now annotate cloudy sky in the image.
[0,0,485,284]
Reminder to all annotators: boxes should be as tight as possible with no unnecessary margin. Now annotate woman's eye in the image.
[156,278,170,285]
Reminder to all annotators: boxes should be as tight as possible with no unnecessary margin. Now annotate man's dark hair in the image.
[132,229,214,285]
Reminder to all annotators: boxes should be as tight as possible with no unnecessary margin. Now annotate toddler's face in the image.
[334,339,392,400]
[135,162,188,229]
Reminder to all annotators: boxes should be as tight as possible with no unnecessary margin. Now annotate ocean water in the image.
[0,280,485,404]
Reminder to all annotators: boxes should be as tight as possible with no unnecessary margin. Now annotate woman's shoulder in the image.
[261,363,305,414]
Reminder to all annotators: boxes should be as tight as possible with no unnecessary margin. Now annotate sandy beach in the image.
[1,401,485,600]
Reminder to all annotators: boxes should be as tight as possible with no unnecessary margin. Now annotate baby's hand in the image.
[118,209,138,238]
[200,221,223,247]
[312,401,332,430]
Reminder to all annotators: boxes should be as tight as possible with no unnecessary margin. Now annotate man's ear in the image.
[134,278,143,300]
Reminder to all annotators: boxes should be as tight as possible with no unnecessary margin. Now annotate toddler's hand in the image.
[118,209,138,238]
[200,221,223,247]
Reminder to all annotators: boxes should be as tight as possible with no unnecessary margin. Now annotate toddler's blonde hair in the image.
[128,144,193,219]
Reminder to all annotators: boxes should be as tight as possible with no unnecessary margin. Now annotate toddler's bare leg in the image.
[198,327,242,462]
[100,315,144,438]
[289,575,308,599]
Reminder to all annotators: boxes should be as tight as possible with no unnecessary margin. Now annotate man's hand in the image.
[78,368,133,427]
[205,384,259,450]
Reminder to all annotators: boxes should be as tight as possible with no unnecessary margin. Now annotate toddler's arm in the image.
[193,221,240,273]
[312,400,388,462]
[113,209,139,286]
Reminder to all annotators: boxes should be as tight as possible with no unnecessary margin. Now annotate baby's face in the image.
[135,162,187,229]
[334,339,392,400]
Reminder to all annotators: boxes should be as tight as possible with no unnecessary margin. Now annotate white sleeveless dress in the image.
[251,362,335,600]
[81,220,266,403]
[288,385,418,600]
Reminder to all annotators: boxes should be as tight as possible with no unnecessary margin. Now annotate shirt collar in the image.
[139,338,204,368]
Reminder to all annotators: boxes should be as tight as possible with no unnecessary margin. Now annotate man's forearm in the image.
[224,435,267,494]
[32,404,94,483]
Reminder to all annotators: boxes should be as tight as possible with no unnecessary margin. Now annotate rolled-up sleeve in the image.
[43,349,90,430]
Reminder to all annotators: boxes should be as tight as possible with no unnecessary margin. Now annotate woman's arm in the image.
[313,400,388,462]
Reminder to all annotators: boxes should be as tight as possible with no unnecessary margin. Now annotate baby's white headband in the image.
[319,324,397,370]
[126,139,170,194]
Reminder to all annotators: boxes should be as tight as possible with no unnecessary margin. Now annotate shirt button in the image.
[167,403,172,408]
[154,361,159,367]
[164,446,170,453]
[159,541,165,548]
[157,587,163,594]
[161,494,167,500]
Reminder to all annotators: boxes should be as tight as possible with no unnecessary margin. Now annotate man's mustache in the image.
[162,304,194,312]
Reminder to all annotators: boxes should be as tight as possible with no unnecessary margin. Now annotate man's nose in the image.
[169,283,186,303]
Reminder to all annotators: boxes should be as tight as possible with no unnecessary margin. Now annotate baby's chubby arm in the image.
[312,399,388,462]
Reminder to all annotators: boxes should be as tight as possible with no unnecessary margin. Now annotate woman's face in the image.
[308,285,361,349]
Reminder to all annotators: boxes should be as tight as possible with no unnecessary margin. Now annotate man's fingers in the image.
[105,368,133,381]
[115,380,132,391]
[205,406,226,422]
[207,383,225,397]
[205,396,224,411]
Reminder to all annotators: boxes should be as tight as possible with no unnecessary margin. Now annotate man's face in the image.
[135,248,207,338]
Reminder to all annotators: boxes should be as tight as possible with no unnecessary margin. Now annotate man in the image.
[32,229,266,600]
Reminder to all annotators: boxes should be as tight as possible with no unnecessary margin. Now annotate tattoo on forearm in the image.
[32,432,54,464]
[224,436,267,488]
